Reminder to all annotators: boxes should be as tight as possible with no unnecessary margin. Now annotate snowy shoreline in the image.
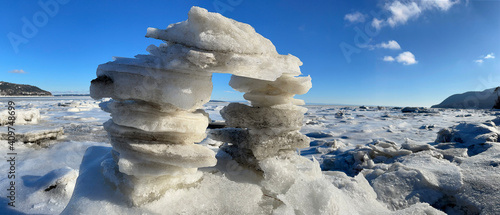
[1,97,499,214]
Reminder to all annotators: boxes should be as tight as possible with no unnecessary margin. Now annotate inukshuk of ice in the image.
[89,6,311,206]
[144,7,312,170]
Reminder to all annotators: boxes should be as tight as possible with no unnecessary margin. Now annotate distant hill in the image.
[0,81,52,96]
[431,87,499,109]
[53,94,90,97]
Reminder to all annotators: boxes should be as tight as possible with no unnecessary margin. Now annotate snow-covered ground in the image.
[1,97,499,214]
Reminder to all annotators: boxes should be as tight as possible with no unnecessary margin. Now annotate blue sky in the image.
[1,0,499,107]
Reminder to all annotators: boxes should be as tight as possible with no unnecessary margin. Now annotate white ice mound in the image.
[0,108,40,126]
[146,6,276,55]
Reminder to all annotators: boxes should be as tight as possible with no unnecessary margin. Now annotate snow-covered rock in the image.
[432,87,499,109]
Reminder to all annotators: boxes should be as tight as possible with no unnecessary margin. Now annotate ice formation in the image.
[64,6,447,214]
[86,6,313,206]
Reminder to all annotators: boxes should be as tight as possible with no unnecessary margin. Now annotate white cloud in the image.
[396,51,418,65]
[344,11,366,23]
[386,1,422,27]
[475,52,495,64]
[383,56,395,62]
[376,0,458,29]
[371,18,384,30]
[484,53,495,59]
[8,69,26,74]
[378,40,401,50]
[420,0,457,11]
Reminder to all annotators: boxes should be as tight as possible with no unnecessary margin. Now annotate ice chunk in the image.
[436,121,499,144]
[228,74,311,106]
[454,144,500,214]
[211,129,309,160]
[101,157,203,206]
[1,125,64,146]
[220,103,306,131]
[145,6,277,55]
[399,152,463,192]
[371,152,462,210]
[369,140,412,158]
[229,74,312,95]
[259,155,322,194]
[143,43,303,81]
[0,108,40,125]
[116,152,198,177]
[106,100,209,133]
[144,7,304,81]
[110,137,217,168]
[243,92,304,107]
[91,63,213,110]
[276,178,339,215]
[104,120,206,144]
